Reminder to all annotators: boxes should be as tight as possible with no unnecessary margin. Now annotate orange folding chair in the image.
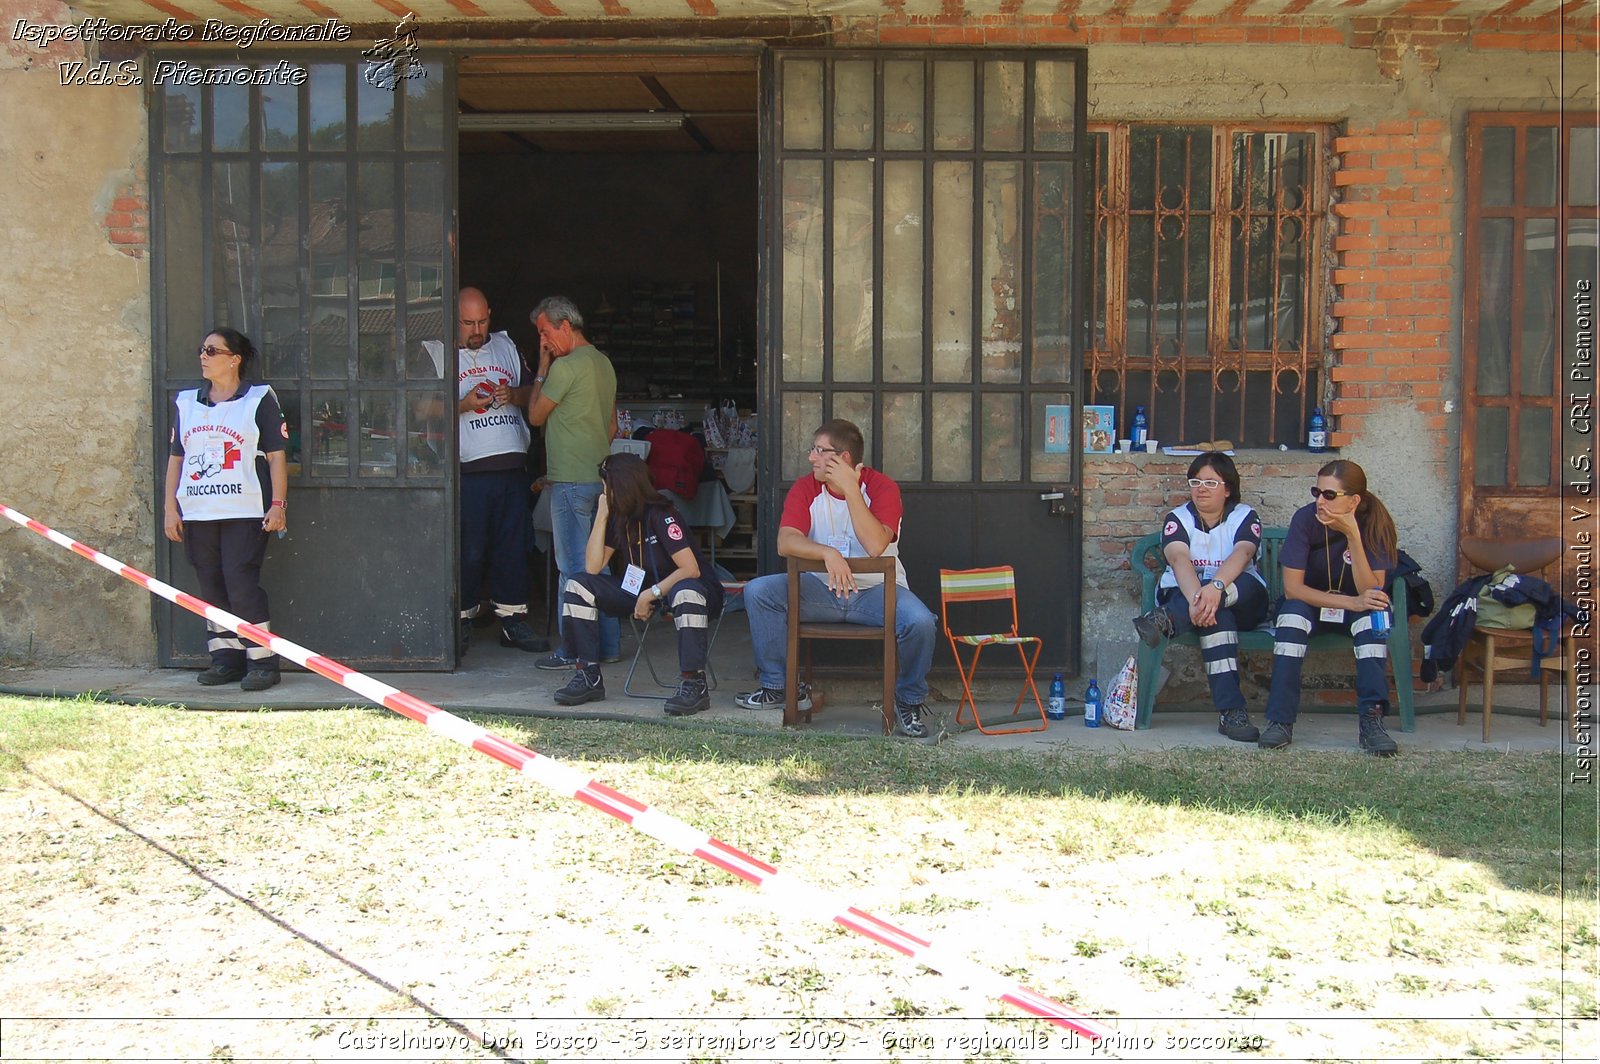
[938,566,1048,735]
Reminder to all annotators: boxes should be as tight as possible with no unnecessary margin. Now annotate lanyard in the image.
[1323,526,1348,592]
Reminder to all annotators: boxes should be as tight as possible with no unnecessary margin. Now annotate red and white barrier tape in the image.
[0,501,1113,1039]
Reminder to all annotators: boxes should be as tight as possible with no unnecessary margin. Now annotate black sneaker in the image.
[1218,707,1260,743]
[240,668,280,692]
[536,651,578,671]
[1132,607,1175,647]
[1258,720,1294,749]
[1358,708,1399,756]
[499,617,551,653]
[664,674,710,716]
[553,666,605,706]
[894,701,928,739]
[197,665,246,686]
[734,685,811,712]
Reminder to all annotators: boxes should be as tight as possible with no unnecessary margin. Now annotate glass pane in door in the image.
[931,392,972,482]
[1571,127,1598,206]
[981,161,1023,383]
[932,61,974,151]
[883,61,924,151]
[932,161,973,383]
[833,60,874,151]
[782,159,825,383]
[1033,60,1075,151]
[883,160,924,383]
[783,60,824,151]
[1520,218,1556,396]
[832,160,874,382]
[882,392,923,482]
[1475,217,1513,397]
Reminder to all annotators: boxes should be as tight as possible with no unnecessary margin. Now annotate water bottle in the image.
[1307,407,1327,453]
[1369,608,1391,637]
[1047,673,1067,721]
[1131,406,1148,448]
[1084,678,1102,728]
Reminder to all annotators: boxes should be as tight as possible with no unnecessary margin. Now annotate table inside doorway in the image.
[531,479,735,553]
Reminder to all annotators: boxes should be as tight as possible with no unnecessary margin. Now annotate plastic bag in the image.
[1102,654,1138,730]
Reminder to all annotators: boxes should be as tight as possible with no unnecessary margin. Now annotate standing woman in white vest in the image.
[163,328,289,691]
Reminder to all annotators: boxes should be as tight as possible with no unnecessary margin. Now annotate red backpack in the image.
[643,429,705,501]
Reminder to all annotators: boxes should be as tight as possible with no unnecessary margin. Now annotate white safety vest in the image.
[1158,502,1267,591]
[424,332,531,464]
[173,385,272,522]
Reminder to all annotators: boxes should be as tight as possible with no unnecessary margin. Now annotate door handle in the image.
[1040,488,1074,517]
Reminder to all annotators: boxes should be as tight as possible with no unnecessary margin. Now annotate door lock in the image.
[1039,487,1074,517]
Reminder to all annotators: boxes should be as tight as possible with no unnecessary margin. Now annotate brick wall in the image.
[101,177,147,260]
[1328,115,1453,462]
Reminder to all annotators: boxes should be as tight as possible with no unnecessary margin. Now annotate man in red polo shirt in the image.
[734,419,937,738]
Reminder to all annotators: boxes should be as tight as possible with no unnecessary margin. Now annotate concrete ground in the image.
[1,613,1579,756]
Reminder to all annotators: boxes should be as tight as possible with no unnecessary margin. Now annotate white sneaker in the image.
[734,685,811,712]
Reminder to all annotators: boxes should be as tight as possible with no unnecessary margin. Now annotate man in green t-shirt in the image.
[528,296,620,668]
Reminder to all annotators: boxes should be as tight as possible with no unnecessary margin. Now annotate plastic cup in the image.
[1118,439,1132,453]
[1145,440,1158,454]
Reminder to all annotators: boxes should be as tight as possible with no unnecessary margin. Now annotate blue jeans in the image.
[548,480,619,658]
[744,570,936,706]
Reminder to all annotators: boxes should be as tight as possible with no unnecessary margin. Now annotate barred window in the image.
[1090,124,1326,447]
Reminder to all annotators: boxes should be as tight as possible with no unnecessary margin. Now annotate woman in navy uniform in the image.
[552,453,722,715]
[163,328,288,691]
[1132,451,1270,742]
[1259,459,1400,755]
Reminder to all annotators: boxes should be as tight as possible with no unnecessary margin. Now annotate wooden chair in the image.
[785,556,897,733]
[1454,536,1579,741]
[938,566,1048,735]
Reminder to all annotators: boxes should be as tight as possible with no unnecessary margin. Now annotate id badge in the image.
[621,565,646,595]
[1319,607,1346,623]
[828,534,852,555]
[204,442,225,468]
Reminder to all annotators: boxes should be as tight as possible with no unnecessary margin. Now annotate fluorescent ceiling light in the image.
[460,112,685,133]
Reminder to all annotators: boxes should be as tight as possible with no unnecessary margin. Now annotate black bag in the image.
[1391,549,1434,618]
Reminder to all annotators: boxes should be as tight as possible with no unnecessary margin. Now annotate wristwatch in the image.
[651,584,663,599]
[1211,579,1226,591]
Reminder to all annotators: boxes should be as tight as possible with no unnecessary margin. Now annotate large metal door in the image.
[765,51,1089,672]
[1461,113,1598,550]
[151,54,457,669]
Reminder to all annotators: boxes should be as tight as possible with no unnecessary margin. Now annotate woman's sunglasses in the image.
[1311,487,1355,501]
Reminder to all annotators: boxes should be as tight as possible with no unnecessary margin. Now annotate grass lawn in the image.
[1,693,1595,1062]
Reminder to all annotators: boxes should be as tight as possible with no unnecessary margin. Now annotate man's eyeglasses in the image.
[198,344,235,358]
[1311,487,1355,501]
[809,444,844,457]
[1187,478,1224,490]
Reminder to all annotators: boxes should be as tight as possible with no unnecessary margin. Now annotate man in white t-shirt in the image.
[734,419,937,738]
[423,287,546,656]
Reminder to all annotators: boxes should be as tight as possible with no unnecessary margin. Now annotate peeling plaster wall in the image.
[0,1,151,664]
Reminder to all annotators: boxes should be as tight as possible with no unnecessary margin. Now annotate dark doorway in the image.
[453,53,763,628]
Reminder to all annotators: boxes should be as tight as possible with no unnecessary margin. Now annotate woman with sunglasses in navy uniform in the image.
[163,328,288,691]
[551,453,723,716]
[1132,451,1270,742]
[1259,459,1400,755]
